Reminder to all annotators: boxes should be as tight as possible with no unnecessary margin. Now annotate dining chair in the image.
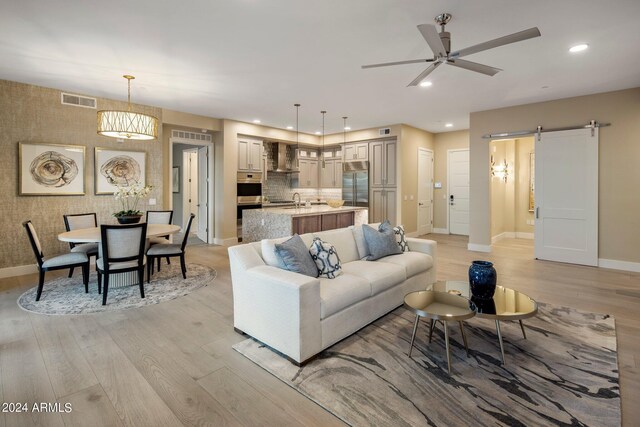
[63,212,99,278]
[146,210,174,270]
[23,220,89,301]
[147,214,195,282]
[97,223,147,306]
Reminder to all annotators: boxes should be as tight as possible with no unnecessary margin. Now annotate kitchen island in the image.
[242,205,368,242]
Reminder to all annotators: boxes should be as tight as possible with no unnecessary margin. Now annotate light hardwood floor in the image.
[1,234,638,426]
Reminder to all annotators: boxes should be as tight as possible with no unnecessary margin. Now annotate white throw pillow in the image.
[393,225,410,252]
[261,237,288,269]
[309,237,343,279]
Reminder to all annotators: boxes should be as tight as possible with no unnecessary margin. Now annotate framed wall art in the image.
[95,147,147,195]
[172,166,180,193]
[19,142,86,195]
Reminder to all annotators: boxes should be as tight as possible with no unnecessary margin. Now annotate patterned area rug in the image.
[18,263,215,315]
[234,303,620,426]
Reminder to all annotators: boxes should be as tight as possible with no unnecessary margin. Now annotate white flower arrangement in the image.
[113,182,153,217]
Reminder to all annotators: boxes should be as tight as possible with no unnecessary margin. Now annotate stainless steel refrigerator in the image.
[342,161,369,207]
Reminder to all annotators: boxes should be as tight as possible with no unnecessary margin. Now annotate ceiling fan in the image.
[362,13,541,87]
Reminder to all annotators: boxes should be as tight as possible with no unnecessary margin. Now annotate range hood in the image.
[267,142,299,173]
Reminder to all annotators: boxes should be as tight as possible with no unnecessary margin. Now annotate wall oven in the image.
[237,172,262,241]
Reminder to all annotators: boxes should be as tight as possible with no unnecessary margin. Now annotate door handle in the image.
[418,202,423,206]
[536,207,539,218]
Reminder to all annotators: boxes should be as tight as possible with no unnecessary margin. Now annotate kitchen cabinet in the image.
[238,139,263,172]
[297,159,319,188]
[292,215,321,234]
[320,211,355,231]
[320,159,342,188]
[370,187,397,226]
[343,142,368,161]
[370,140,396,187]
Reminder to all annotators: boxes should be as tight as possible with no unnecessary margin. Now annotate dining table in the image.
[58,223,181,287]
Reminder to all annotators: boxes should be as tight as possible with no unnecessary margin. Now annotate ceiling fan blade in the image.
[361,58,434,69]
[407,62,441,87]
[450,27,541,58]
[447,59,502,76]
[417,24,447,57]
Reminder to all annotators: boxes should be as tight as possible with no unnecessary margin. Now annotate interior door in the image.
[197,146,208,243]
[535,128,598,266]
[448,149,469,235]
[417,148,433,235]
[186,151,199,232]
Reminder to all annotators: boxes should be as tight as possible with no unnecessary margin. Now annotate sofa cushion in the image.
[341,260,406,296]
[319,273,371,319]
[313,228,359,263]
[309,238,342,279]
[363,221,401,261]
[377,252,433,278]
[275,235,318,278]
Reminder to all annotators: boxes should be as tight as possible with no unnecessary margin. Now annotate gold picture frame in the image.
[95,147,147,195]
[19,142,86,196]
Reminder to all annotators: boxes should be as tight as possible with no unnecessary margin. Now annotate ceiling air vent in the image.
[379,128,391,136]
[61,92,96,109]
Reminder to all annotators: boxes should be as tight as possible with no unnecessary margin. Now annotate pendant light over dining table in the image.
[97,75,158,140]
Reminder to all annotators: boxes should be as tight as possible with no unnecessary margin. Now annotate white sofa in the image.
[228,224,437,364]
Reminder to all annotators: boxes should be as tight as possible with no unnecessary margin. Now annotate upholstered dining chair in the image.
[63,212,99,278]
[23,220,89,301]
[97,223,147,306]
[147,214,195,282]
[146,210,173,270]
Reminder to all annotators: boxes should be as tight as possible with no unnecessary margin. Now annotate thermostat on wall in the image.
[434,182,442,189]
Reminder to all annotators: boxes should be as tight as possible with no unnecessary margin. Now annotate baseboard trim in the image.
[432,228,449,234]
[405,230,420,238]
[214,237,238,246]
[0,263,38,279]
[598,258,640,273]
[515,232,534,240]
[468,243,491,253]
[491,232,516,243]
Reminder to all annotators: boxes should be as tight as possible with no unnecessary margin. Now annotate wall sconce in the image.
[491,156,509,182]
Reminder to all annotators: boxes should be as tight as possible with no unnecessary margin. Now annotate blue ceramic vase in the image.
[468,260,497,300]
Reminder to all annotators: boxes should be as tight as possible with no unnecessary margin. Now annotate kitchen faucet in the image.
[292,192,301,209]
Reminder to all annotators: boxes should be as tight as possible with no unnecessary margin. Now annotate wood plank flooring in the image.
[0,235,638,426]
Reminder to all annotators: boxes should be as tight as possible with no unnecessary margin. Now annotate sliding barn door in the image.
[534,128,598,266]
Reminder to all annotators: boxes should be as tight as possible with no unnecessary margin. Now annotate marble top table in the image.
[58,224,181,243]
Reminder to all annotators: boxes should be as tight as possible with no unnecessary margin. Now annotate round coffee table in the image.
[403,290,476,374]
[429,281,538,365]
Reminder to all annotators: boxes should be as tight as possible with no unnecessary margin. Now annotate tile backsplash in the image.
[263,173,341,202]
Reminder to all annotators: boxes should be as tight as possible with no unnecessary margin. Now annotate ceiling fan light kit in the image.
[362,13,541,86]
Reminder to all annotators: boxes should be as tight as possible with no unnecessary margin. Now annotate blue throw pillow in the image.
[274,234,319,278]
[363,220,402,261]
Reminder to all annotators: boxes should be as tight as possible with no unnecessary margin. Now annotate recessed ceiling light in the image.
[315,131,322,135]
[253,119,261,124]
[419,81,433,87]
[569,44,588,53]
[286,126,293,130]
[344,126,351,131]
[445,123,453,128]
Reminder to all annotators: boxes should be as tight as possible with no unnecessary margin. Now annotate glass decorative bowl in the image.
[326,199,345,208]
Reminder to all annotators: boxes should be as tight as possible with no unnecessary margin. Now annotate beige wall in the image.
[0,80,163,270]
[515,138,534,234]
[433,130,469,230]
[470,87,640,262]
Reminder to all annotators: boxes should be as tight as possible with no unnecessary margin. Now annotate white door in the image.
[535,128,598,266]
[448,149,469,235]
[183,151,199,233]
[417,148,433,235]
[197,146,208,243]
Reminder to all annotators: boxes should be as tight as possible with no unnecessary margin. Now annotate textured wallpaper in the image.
[0,80,163,269]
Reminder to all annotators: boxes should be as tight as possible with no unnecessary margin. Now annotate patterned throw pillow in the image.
[309,237,343,279]
[393,225,410,252]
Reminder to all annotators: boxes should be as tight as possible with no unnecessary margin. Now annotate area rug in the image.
[18,263,216,315]
[234,303,620,426]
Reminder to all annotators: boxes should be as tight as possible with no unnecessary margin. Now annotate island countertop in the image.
[242,205,368,242]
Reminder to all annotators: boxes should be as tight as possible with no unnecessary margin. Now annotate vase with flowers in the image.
[113,182,153,224]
